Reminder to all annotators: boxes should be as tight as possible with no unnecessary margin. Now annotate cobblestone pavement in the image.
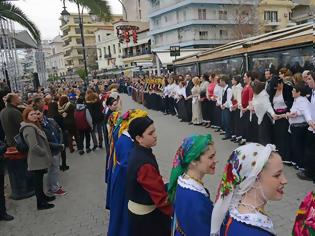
[1,94,313,236]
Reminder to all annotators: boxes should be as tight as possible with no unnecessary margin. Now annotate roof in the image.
[0,30,38,49]
[174,22,314,65]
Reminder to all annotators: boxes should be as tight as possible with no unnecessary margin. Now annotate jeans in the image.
[47,154,61,192]
[91,122,103,147]
[221,108,231,138]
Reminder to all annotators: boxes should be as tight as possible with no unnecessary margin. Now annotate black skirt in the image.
[128,209,171,236]
[201,99,211,121]
[273,118,290,161]
[257,114,273,145]
[177,98,189,122]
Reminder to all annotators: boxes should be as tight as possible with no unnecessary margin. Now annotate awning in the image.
[155,49,205,66]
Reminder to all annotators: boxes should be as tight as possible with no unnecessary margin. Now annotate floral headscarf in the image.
[211,143,276,235]
[168,134,213,203]
[114,109,148,137]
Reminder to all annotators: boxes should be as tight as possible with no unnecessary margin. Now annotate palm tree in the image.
[0,0,41,43]
[69,0,112,21]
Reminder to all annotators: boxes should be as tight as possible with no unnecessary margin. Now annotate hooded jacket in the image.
[20,122,52,171]
[75,104,93,129]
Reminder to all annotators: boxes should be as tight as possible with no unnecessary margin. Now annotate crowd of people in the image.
[0,79,123,220]
[0,67,314,236]
[129,69,315,183]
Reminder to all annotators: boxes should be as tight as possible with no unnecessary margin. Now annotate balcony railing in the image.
[104,54,112,59]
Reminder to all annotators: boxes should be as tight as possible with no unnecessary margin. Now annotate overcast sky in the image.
[14,0,122,40]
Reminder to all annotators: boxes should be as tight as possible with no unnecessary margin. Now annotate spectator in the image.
[21,107,55,210]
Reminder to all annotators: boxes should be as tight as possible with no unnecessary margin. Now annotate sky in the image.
[14,0,122,40]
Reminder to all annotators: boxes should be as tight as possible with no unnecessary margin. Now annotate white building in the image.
[148,0,258,51]
[45,36,67,76]
[121,0,151,21]
[95,28,124,71]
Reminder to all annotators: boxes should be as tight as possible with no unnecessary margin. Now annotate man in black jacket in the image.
[185,74,194,123]
[0,120,14,221]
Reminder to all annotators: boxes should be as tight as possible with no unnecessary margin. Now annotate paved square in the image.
[1,94,313,236]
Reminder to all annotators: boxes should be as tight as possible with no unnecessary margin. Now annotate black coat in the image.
[269,83,294,110]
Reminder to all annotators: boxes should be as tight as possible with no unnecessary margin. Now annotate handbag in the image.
[14,127,28,153]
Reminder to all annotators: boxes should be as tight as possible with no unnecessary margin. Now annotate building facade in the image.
[45,36,67,77]
[121,0,151,21]
[95,28,124,71]
[291,0,315,24]
[60,14,122,73]
[258,0,296,33]
[148,0,258,51]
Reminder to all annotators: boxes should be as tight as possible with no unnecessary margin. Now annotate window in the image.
[264,11,278,22]
[164,15,168,22]
[139,10,142,20]
[74,17,80,24]
[219,29,228,39]
[98,35,101,42]
[113,44,116,54]
[108,45,111,56]
[219,10,227,20]
[75,28,81,34]
[98,48,102,58]
[199,31,208,40]
[103,47,106,56]
[198,9,206,20]
[183,10,186,20]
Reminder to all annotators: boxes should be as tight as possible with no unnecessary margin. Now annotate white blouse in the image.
[289,96,312,125]
[273,94,287,110]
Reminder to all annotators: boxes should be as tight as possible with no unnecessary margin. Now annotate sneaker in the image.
[79,150,85,155]
[51,188,67,196]
[99,144,103,149]
[0,213,14,221]
[296,171,313,181]
[37,203,55,210]
[92,146,97,151]
[86,148,91,153]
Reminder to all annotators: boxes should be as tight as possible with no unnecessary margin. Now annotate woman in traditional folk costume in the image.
[126,116,173,236]
[107,109,148,236]
[105,111,120,209]
[168,134,217,236]
[211,143,287,236]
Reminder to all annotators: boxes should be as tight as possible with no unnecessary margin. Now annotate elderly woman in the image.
[168,134,216,236]
[211,143,287,235]
[21,107,55,210]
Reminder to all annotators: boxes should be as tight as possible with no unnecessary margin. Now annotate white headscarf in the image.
[211,143,276,235]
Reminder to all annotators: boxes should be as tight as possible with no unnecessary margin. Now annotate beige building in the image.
[60,13,122,73]
[258,0,296,33]
[291,0,315,24]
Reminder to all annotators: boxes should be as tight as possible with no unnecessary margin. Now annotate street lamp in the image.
[61,0,90,85]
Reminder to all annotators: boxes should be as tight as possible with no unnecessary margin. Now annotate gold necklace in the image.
[239,202,268,216]
[184,173,204,186]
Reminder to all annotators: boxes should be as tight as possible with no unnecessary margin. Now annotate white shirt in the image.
[163,84,170,97]
[232,83,243,106]
[168,83,177,97]
[253,90,275,125]
[214,84,223,104]
[289,96,312,125]
[176,86,186,99]
[273,94,287,110]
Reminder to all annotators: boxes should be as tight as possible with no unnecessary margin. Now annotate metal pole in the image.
[77,3,88,84]
[118,0,128,20]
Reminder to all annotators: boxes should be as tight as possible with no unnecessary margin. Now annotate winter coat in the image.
[85,96,103,125]
[21,122,52,171]
[0,104,23,146]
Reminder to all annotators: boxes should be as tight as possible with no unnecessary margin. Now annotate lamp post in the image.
[118,0,128,20]
[60,0,96,85]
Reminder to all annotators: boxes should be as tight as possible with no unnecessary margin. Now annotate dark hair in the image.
[252,79,265,95]
[202,73,209,82]
[294,82,308,96]
[232,75,241,84]
[220,75,230,84]
[76,97,84,104]
[308,71,315,81]
[106,97,116,106]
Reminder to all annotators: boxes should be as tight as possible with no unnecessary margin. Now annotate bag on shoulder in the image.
[14,127,28,153]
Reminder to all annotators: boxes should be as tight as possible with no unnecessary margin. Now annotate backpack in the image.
[14,127,28,153]
[292,191,315,236]
[74,109,90,131]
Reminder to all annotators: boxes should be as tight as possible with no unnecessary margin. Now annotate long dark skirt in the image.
[213,105,222,127]
[185,98,192,122]
[257,114,273,145]
[177,98,189,122]
[231,109,241,137]
[240,111,250,140]
[208,100,216,123]
[290,124,308,168]
[201,99,211,122]
[128,209,171,236]
[249,113,259,143]
[273,118,290,161]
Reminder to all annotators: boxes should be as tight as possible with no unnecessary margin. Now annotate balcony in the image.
[122,50,152,59]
